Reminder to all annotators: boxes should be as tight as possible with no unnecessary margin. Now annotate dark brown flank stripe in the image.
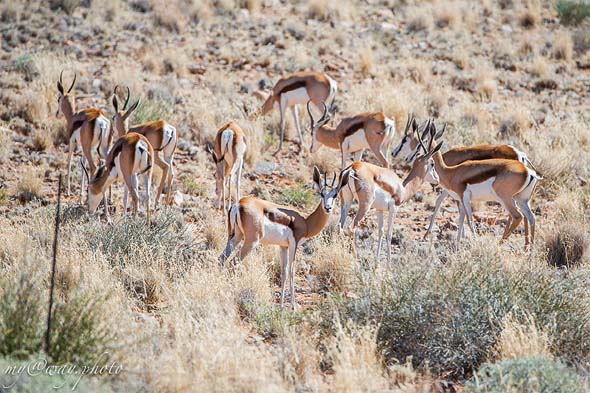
[464,168,499,185]
[278,80,307,95]
[343,121,365,138]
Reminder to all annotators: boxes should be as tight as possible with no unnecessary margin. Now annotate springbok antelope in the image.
[339,124,441,266]
[220,166,351,308]
[261,71,337,155]
[413,124,541,246]
[391,115,431,160]
[400,122,537,239]
[111,87,177,208]
[56,70,111,199]
[205,121,247,211]
[84,132,153,222]
[308,102,396,169]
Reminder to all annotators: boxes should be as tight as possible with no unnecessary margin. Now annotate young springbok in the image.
[261,71,337,155]
[111,86,177,208]
[56,71,112,199]
[307,102,396,169]
[339,125,441,266]
[412,124,541,246]
[84,133,153,223]
[220,167,351,308]
[399,121,537,239]
[206,121,247,211]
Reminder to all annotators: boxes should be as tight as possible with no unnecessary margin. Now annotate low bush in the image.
[323,247,590,378]
[465,356,585,392]
[279,183,315,210]
[557,0,590,25]
[545,224,588,268]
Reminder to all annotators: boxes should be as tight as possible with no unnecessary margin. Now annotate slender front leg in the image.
[143,171,152,224]
[123,185,129,216]
[425,190,448,240]
[289,240,297,309]
[79,156,87,203]
[457,201,466,244]
[66,138,75,196]
[385,204,397,268]
[273,98,287,156]
[462,192,477,236]
[280,246,288,307]
[165,154,175,205]
[236,158,243,203]
[291,106,304,149]
[375,211,384,264]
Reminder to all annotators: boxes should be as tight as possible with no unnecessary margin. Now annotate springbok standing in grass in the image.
[206,121,247,211]
[56,71,112,199]
[261,71,337,155]
[397,120,537,240]
[308,102,396,169]
[338,122,441,266]
[111,86,177,208]
[412,124,541,246]
[84,132,153,222]
[220,166,351,308]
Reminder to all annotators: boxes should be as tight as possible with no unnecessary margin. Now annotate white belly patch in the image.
[372,186,393,211]
[261,218,292,247]
[344,130,369,153]
[280,87,311,107]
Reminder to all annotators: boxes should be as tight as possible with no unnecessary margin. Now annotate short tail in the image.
[220,130,234,160]
[326,76,338,111]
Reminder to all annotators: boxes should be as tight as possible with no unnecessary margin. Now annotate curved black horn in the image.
[67,73,76,94]
[417,119,430,154]
[123,86,130,110]
[306,101,316,129]
[81,158,89,182]
[59,70,64,85]
[331,171,337,187]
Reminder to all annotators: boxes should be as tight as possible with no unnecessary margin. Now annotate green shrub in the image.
[557,0,590,25]
[465,356,586,392]
[84,208,197,276]
[0,273,44,359]
[280,183,315,209]
[130,98,172,124]
[324,252,590,378]
[13,54,39,82]
[48,293,114,365]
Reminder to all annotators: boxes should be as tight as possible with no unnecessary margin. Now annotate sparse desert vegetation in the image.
[0,0,589,391]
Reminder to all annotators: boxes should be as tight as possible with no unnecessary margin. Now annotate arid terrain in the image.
[0,0,590,391]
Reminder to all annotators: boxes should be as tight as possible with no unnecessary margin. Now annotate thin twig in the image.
[45,174,62,356]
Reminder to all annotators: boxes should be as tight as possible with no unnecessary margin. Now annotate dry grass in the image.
[496,312,552,360]
[359,49,374,76]
[528,56,549,78]
[518,1,541,29]
[498,108,531,139]
[15,167,43,202]
[0,127,11,163]
[435,5,459,29]
[553,32,574,61]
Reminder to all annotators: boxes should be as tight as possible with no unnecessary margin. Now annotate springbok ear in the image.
[338,169,351,191]
[434,123,447,140]
[57,81,64,95]
[112,95,119,112]
[312,166,321,187]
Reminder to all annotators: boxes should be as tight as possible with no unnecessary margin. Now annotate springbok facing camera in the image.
[261,71,337,155]
[84,133,153,223]
[220,166,351,309]
[412,124,541,246]
[56,70,112,199]
[206,121,247,211]
[111,87,177,208]
[307,102,396,169]
[338,122,441,266]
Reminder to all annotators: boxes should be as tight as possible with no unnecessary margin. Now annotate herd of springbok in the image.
[56,70,541,308]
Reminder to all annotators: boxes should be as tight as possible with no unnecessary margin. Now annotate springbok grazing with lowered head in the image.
[412,123,541,246]
[220,166,351,308]
[261,71,337,155]
[400,120,537,240]
[307,102,396,169]
[206,121,247,211]
[56,70,112,199]
[84,132,153,223]
[111,86,177,208]
[339,122,441,266]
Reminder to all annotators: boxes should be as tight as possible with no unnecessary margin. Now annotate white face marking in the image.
[425,160,439,184]
[321,188,340,213]
[56,96,63,118]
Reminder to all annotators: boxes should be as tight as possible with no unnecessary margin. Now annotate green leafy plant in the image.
[557,0,590,25]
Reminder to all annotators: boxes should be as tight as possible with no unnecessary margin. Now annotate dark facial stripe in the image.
[392,136,407,157]
[278,80,307,95]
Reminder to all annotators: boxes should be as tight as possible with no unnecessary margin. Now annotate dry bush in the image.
[553,32,574,61]
[359,49,374,76]
[307,0,352,22]
[573,29,590,53]
[274,327,322,389]
[545,223,588,268]
[475,68,497,101]
[519,34,535,56]
[16,167,43,203]
[528,56,549,77]
[30,128,51,152]
[495,312,552,360]
[518,1,541,29]
[0,127,12,163]
[435,5,459,29]
[152,0,186,32]
[307,231,356,292]
[407,59,431,85]
[406,7,432,33]
[498,109,531,139]
[452,48,469,70]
